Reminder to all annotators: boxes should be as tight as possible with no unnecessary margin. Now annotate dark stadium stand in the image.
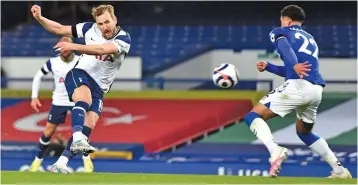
[1,24,357,75]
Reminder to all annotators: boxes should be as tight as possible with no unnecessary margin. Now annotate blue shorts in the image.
[48,105,73,124]
[65,68,104,116]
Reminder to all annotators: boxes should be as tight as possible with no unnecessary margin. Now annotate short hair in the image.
[91,4,115,19]
[281,5,306,22]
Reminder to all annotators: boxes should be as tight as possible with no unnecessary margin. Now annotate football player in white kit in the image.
[31,4,131,173]
[29,37,93,173]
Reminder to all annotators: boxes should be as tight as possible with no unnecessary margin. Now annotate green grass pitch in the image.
[1,171,357,184]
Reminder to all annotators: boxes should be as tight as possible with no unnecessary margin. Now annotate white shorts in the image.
[259,79,323,123]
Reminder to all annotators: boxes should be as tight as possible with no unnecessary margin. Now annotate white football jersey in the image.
[36,55,79,106]
[72,22,131,93]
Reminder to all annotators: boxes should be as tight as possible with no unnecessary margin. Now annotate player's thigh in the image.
[85,97,103,129]
[258,81,301,118]
[296,100,321,125]
[73,86,92,104]
[65,69,92,104]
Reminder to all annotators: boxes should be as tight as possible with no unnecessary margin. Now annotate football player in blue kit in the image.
[246,5,352,178]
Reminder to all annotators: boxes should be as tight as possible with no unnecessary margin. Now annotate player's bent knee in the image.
[251,103,277,120]
[244,112,261,127]
[296,119,314,134]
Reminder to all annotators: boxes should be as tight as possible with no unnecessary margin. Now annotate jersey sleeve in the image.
[112,32,131,54]
[270,28,299,67]
[71,22,94,38]
[269,27,287,45]
[41,60,52,75]
[32,60,51,98]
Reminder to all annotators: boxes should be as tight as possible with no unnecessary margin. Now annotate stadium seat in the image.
[1,24,357,75]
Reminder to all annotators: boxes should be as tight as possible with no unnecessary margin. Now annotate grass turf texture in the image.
[1,171,357,184]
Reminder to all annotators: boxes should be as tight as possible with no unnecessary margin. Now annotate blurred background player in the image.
[29,37,94,173]
[31,4,131,173]
[245,5,352,178]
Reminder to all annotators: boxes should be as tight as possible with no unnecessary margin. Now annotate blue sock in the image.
[36,134,51,159]
[82,126,93,140]
[244,112,261,127]
[82,126,93,156]
[62,126,93,159]
[62,136,75,160]
[71,101,89,133]
[297,132,320,146]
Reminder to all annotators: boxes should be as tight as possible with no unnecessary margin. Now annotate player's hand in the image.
[31,98,42,112]
[294,62,312,79]
[256,61,268,72]
[31,5,42,20]
[54,41,73,53]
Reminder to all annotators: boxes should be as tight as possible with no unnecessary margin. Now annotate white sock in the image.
[309,138,345,174]
[250,117,280,157]
[73,131,83,141]
[56,156,69,165]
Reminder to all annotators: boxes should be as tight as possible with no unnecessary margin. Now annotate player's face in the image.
[60,48,72,59]
[96,11,118,39]
[280,16,292,27]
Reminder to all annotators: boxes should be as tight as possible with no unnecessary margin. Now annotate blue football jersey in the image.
[269,25,325,86]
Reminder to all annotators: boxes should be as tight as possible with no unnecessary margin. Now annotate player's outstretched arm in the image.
[57,43,119,55]
[258,61,286,77]
[54,34,131,56]
[31,5,72,37]
[53,42,118,55]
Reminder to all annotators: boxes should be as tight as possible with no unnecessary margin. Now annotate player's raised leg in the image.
[64,69,96,154]
[244,102,288,177]
[70,86,93,150]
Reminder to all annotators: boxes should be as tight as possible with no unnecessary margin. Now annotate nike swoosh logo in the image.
[91,38,95,41]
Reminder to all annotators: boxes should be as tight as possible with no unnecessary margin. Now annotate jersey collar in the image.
[288,25,302,29]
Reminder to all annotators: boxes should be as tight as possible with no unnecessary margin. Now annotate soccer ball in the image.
[212,63,239,89]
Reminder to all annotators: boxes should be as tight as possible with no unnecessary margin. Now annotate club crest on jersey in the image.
[95,54,114,62]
